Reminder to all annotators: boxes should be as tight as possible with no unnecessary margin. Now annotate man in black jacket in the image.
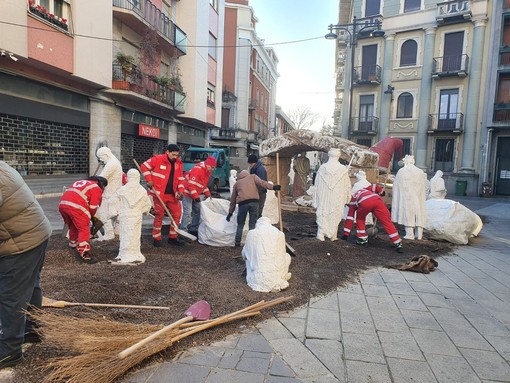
[247,154,268,217]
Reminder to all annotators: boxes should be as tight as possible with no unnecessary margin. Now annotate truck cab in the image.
[182,147,230,192]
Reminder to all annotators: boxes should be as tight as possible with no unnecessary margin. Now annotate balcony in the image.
[355,15,384,39]
[500,47,510,66]
[248,100,258,110]
[432,54,469,78]
[210,128,242,141]
[493,103,510,122]
[112,0,187,55]
[110,63,185,113]
[349,116,379,135]
[353,65,382,85]
[428,113,464,133]
[436,1,472,24]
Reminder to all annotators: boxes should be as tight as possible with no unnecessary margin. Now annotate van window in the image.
[217,152,225,167]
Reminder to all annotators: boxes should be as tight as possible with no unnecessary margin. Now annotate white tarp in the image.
[242,217,291,292]
[198,198,248,247]
[424,199,483,245]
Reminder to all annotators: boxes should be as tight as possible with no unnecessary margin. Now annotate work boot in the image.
[168,238,186,246]
[356,238,369,247]
[153,239,163,248]
[68,240,78,248]
[234,243,241,247]
[77,251,98,264]
[0,352,23,370]
[395,243,404,253]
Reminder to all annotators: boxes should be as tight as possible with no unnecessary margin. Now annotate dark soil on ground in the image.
[13,210,454,383]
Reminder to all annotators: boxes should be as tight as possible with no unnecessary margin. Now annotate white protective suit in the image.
[428,170,447,200]
[95,147,123,241]
[242,217,291,292]
[313,148,351,241]
[109,169,152,264]
[391,155,426,240]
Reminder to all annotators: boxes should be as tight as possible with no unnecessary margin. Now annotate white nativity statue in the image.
[428,170,447,200]
[229,169,237,196]
[242,217,291,292]
[95,146,123,241]
[313,148,351,241]
[261,182,280,225]
[108,169,152,265]
[391,155,426,240]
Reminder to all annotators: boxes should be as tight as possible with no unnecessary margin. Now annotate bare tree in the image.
[288,106,319,130]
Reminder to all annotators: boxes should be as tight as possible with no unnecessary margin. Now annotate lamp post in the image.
[325,16,384,138]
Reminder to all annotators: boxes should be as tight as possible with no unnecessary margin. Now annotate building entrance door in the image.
[495,137,510,195]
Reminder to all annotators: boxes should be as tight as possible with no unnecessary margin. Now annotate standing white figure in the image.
[242,217,291,292]
[391,155,426,240]
[229,169,237,196]
[313,148,351,241]
[428,170,447,199]
[108,169,152,265]
[95,147,123,241]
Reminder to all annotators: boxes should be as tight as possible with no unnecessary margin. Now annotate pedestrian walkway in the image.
[121,197,510,383]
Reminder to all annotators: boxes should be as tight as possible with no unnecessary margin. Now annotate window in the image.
[434,138,455,172]
[404,0,421,12]
[443,32,464,71]
[207,84,215,106]
[439,89,459,130]
[397,93,413,118]
[359,95,375,131]
[502,16,510,47]
[356,138,372,147]
[365,0,381,16]
[29,0,70,31]
[496,73,510,103]
[400,40,417,67]
[392,138,412,172]
[209,33,217,60]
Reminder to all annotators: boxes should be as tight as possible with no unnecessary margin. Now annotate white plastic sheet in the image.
[424,199,483,245]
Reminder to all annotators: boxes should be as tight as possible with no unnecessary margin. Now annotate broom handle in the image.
[44,300,170,310]
[276,153,283,232]
[118,316,194,359]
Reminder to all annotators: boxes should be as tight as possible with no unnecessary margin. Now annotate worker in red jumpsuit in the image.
[59,176,108,263]
[180,156,216,236]
[140,144,186,247]
[342,184,404,253]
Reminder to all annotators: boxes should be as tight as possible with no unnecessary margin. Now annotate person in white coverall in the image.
[94,147,123,241]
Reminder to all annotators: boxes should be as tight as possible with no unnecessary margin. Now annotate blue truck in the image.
[182,147,230,192]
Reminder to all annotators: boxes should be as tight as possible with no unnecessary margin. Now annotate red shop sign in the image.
[138,124,160,139]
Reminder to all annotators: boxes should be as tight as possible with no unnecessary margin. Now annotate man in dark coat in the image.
[248,154,268,217]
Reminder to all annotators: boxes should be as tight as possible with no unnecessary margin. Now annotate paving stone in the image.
[268,338,331,378]
[436,285,473,300]
[345,360,391,383]
[362,283,391,297]
[425,271,458,288]
[386,282,416,296]
[147,363,210,383]
[339,280,363,294]
[257,318,294,341]
[378,330,424,361]
[236,333,273,353]
[123,365,158,383]
[301,375,339,383]
[429,306,469,326]
[305,339,345,381]
[400,309,442,331]
[278,317,306,342]
[309,292,339,311]
[342,332,385,363]
[378,269,408,283]
[205,368,265,383]
[415,292,451,308]
[393,294,428,311]
[485,335,510,361]
[409,281,440,294]
[359,270,385,285]
[441,324,494,350]
[386,357,438,383]
[464,313,510,337]
[236,355,271,374]
[448,298,491,317]
[217,348,242,369]
[460,348,510,381]
[269,355,296,377]
[366,296,408,332]
[401,271,430,283]
[411,329,460,356]
[424,354,481,383]
[243,350,272,359]
[0,371,14,383]
[305,308,340,340]
[267,377,303,383]
[177,347,224,367]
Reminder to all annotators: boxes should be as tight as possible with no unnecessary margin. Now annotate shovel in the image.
[118,300,211,359]
[132,159,197,241]
[276,152,297,257]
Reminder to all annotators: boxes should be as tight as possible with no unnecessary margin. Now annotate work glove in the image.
[341,234,349,241]
[379,191,386,197]
[272,184,281,191]
[175,192,183,201]
[193,198,201,203]
[226,213,232,222]
[90,216,105,236]
[146,181,154,189]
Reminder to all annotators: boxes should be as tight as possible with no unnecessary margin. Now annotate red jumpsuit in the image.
[182,162,212,200]
[59,179,103,256]
[140,154,185,240]
[343,185,401,244]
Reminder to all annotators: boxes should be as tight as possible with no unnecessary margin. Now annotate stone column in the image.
[341,44,354,139]
[460,18,487,173]
[415,27,437,169]
[379,33,395,139]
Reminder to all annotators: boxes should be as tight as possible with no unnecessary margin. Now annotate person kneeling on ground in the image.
[226,170,280,247]
[342,184,404,253]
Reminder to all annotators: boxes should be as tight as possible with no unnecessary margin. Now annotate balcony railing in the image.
[428,113,464,132]
[494,103,510,122]
[113,0,187,54]
[432,54,469,77]
[349,116,379,135]
[353,65,382,84]
[210,128,242,141]
[500,47,510,66]
[436,1,472,24]
[111,63,185,112]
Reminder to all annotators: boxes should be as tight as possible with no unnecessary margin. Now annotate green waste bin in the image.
[455,180,467,196]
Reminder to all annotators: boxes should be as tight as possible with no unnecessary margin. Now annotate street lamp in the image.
[325,16,385,138]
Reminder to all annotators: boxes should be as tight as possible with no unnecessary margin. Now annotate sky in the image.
[248,0,338,131]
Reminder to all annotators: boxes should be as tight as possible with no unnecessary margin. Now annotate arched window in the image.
[397,92,413,118]
[400,40,418,67]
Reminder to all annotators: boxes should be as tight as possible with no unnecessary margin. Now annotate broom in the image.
[30,296,292,383]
